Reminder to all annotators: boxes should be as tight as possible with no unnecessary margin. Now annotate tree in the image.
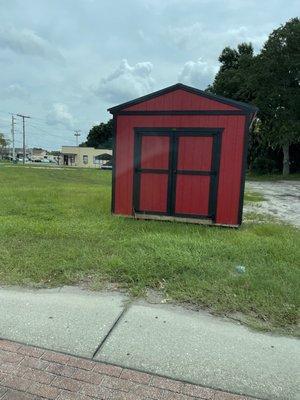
[0,133,9,160]
[208,43,256,102]
[80,119,113,149]
[207,43,259,170]
[208,18,300,175]
[253,18,300,175]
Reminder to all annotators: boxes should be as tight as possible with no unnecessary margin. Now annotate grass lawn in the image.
[243,191,265,203]
[0,164,299,334]
[247,172,300,181]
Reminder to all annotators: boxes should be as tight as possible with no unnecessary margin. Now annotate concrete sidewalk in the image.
[0,286,299,400]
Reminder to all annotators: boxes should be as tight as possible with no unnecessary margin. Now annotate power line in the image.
[0,110,90,149]
[30,120,74,139]
[0,110,15,116]
[28,119,86,144]
[17,114,30,164]
[29,122,63,138]
[29,123,74,143]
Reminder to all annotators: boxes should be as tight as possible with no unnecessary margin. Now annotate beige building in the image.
[60,146,112,168]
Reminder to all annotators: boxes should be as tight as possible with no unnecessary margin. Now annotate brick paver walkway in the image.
[0,339,252,400]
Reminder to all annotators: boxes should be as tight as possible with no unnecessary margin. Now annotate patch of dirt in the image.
[244,180,300,227]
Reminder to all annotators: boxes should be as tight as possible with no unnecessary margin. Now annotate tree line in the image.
[81,17,300,175]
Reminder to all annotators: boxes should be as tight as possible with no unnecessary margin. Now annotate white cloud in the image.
[225,26,267,51]
[164,23,267,54]
[0,26,64,60]
[178,59,218,88]
[46,103,74,129]
[94,59,155,104]
[4,83,29,99]
[164,22,203,51]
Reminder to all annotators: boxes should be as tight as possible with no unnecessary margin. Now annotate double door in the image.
[133,128,221,220]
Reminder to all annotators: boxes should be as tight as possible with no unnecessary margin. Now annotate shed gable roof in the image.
[108,83,258,114]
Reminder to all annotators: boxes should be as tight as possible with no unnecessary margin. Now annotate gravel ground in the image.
[244,180,300,227]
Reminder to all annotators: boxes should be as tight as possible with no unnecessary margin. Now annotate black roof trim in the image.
[107,83,258,114]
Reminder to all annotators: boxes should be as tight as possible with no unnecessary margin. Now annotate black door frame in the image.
[133,127,222,221]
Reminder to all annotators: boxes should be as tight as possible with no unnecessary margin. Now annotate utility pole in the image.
[74,130,81,146]
[11,115,16,162]
[17,114,30,164]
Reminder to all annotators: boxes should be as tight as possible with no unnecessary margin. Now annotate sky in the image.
[0,0,298,150]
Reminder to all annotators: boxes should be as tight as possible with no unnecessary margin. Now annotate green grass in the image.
[0,165,299,333]
[244,191,265,203]
[247,172,300,181]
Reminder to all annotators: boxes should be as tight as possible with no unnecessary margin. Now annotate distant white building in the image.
[30,148,48,161]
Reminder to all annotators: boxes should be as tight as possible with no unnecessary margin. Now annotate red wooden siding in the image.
[139,135,170,213]
[114,114,246,226]
[177,136,213,171]
[175,135,213,216]
[124,89,238,111]
[141,136,169,169]
[175,175,210,216]
[139,174,168,212]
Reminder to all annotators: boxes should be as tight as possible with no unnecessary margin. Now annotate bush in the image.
[252,156,277,174]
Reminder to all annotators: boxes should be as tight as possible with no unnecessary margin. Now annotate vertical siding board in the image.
[215,115,245,225]
[114,118,135,215]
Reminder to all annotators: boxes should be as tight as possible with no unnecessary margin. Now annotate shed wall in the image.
[114,114,247,226]
[124,89,238,111]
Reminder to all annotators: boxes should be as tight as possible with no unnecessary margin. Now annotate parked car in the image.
[100,161,112,170]
[17,158,31,164]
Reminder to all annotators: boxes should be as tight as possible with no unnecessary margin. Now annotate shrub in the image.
[252,156,277,174]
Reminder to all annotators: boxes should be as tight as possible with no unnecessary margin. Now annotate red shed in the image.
[108,83,257,227]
